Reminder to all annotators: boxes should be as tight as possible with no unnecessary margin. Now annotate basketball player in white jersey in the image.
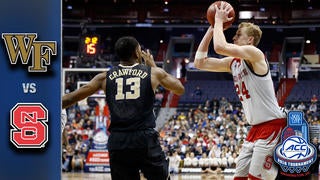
[194,2,287,180]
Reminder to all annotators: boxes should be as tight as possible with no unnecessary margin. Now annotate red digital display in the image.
[84,36,99,55]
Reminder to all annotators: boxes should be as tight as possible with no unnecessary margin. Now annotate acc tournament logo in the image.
[274,111,317,177]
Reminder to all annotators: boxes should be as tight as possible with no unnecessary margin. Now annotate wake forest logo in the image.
[274,111,317,178]
[2,33,57,72]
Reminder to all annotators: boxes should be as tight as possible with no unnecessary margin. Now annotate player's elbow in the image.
[194,58,205,70]
[194,51,207,70]
[175,86,185,96]
[214,44,226,55]
[172,81,185,96]
[62,94,77,109]
[194,59,201,69]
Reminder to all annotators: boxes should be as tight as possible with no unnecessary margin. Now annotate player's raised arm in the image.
[213,2,264,66]
[194,26,232,73]
[142,49,184,95]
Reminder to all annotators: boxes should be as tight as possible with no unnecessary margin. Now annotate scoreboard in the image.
[82,35,100,56]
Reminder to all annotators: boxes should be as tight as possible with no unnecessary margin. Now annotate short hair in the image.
[238,22,262,46]
[115,36,139,61]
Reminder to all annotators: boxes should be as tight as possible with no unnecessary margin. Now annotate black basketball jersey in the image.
[106,63,156,132]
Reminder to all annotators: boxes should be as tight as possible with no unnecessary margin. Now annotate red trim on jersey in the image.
[230,58,241,69]
[248,173,262,180]
[246,118,286,144]
[234,177,248,180]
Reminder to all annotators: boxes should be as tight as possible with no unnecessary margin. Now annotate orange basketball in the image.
[207,1,235,29]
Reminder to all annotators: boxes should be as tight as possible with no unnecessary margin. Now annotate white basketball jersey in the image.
[230,58,286,125]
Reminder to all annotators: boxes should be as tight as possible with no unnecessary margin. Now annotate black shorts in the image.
[108,129,169,180]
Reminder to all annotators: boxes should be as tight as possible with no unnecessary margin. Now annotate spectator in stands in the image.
[178,112,187,121]
[311,94,318,104]
[198,152,210,172]
[289,104,297,110]
[168,150,181,174]
[228,152,238,168]
[183,152,192,168]
[189,152,199,168]
[310,137,320,174]
[297,102,306,112]
[203,99,213,113]
[225,102,233,114]
[211,97,220,106]
[193,86,203,100]
[62,145,74,172]
[219,97,229,109]
[208,151,221,172]
[194,104,205,119]
[220,152,228,170]
[209,144,222,160]
[309,102,317,113]
[71,149,85,171]
[62,151,69,172]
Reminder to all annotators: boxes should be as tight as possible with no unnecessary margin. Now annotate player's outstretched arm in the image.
[194,26,232,72]
[194,26,212,69]
[62,72,107,109]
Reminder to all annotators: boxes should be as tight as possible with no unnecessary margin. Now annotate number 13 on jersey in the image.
[115,77,141,100]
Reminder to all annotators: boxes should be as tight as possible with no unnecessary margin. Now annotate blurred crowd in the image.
[62,92,320,173]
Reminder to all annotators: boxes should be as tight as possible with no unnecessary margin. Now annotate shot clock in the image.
[81,35,100,56]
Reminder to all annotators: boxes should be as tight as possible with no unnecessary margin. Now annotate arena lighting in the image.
[163,8,169,12]
[135,23,152,27]
[260,7,265,12]
[239,11,253,19]
[306,40,311,44]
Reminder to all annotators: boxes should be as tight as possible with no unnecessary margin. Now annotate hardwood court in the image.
[62,172,233,180]
[62,172,319,180]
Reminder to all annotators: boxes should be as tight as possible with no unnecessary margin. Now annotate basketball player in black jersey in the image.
[62,36,184,180]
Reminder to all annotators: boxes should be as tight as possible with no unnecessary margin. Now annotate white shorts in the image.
[234,118,286,180]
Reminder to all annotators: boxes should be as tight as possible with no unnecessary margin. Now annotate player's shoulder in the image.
[225,56,238,66]
[94,71,108,80]
[223,56,236,62]
[241,45,264,61]
[98,71,108,76]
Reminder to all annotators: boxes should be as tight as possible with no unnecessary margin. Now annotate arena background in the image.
[61,0,320,179]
